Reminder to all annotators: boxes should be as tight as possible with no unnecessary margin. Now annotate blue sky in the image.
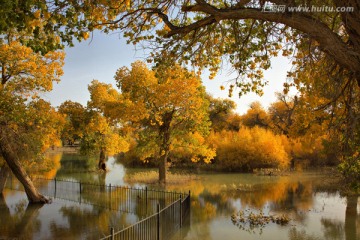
[44,31,291,114]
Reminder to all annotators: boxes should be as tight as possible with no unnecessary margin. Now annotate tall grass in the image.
[124,170,199,184]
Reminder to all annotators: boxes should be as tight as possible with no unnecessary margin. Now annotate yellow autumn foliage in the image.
[207,127,290,171]
[0,40,64,95]
[290,133,328,167]
[92,61,215,168]
[81,111,130,156]
[41,152,63,179]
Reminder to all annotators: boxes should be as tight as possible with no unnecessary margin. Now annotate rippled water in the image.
[0,152,359,239]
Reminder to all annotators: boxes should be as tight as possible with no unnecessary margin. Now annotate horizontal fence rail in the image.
[100,195,191,240]
[5,176,191,240]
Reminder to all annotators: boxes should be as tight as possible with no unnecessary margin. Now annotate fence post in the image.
[157,203,160,240]
[109,183,112,209]
[145,187,148,214]
[110,227,114,240]
[179,195,182,228]
[54,178,57,198]
[10,173,12,189]
[79,181,82,204]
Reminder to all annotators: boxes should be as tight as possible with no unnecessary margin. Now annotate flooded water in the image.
[1,152,359,239]
[170,174,359,240]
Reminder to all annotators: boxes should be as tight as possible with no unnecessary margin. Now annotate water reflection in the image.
[54,154,126,186]
[1,153,359,240]
[0,197,42,239]
[167,174,359,240]
[345,196,358,240]
[0,189,139,239]
[288,228,322,240]
[321,218,344,240]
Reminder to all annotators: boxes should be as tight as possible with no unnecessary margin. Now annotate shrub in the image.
[207,127,290,171]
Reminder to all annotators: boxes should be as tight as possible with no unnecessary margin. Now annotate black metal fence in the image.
[5,176,191,239]
[99,193,191,240]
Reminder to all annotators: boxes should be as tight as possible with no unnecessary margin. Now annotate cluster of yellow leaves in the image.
[240,96,337,167]
[241,101,270,128]
[83,112,129,156]
[0,40,64,95]
[0,36,67,170]
[207,127,290,170]
[87,113,110,135]
[89,61,214,164]
[36,102,66,151]
[13,100,66,169]
[171,132,216,164]
[28,9,52,31]
[104,132,130,155]
[88,80,146,123]
[113,61,207,125]
[41,152,63,179]
[290,133,328,165]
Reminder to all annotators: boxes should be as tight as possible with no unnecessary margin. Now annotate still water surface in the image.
[1,152,359,240]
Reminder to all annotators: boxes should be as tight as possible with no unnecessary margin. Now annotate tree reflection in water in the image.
[345,195,358,240]
[166,173,359,240]
[2,152,358,240]
[288,228,322,240]
[0,194,42,239]
[321,218,344,240]
[49,205,131,239]
[0,190,138,239]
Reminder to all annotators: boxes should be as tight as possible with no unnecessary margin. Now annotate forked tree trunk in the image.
[0,164,10,193]
[0,126,49,203]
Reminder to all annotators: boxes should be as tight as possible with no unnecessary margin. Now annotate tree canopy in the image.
[1,0,359,189]
[59,100,129,170]
[4,1,359,85]
[0,31,65,203]
[6,1,356,153]
[89,61,215,182]
[79,0,360,90]
[58,100,87,145]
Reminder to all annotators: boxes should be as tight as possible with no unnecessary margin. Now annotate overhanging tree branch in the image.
[161,5,360,75]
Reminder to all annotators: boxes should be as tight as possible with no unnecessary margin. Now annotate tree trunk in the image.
[0,193,10,217]
[98,148,107,171]
[345,196,358,240]
[0,164,10,193]
[158,110,174,184]
[158,148,169,184]
[0,126,49,204]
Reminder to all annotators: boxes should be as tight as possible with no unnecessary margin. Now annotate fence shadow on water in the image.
[5,177,191,240]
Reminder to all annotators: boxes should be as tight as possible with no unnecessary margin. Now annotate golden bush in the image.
[208,127,290,171]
